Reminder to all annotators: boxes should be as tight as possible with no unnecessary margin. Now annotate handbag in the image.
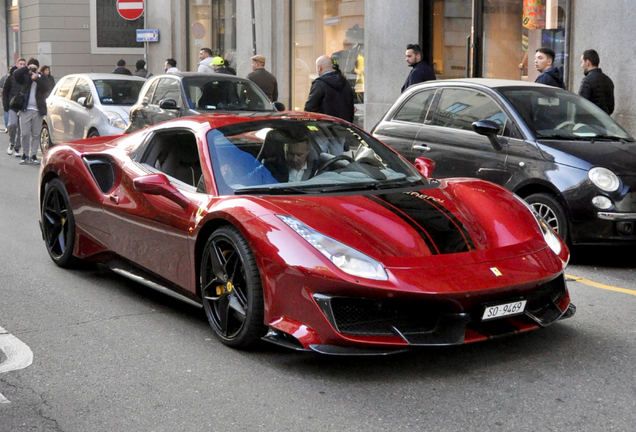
[9,83,27,111]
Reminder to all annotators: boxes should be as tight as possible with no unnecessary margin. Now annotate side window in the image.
[431,88,507,134]
[70,78,91,103]
[55,77,75,99]
[393,89,437,124]
[150,78,182,106]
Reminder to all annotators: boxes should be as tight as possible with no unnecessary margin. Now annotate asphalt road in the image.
[1,131,635,431]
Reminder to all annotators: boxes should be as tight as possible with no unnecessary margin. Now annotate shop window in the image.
[90,1,144,54]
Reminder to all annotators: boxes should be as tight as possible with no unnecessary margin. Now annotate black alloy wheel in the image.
[525,192,569,244]
[41,178,78,267]
[200,226,265,348]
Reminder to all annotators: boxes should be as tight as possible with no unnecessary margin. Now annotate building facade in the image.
[2,0,635,135]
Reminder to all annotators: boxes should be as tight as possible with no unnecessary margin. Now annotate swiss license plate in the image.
[482,300,527,321]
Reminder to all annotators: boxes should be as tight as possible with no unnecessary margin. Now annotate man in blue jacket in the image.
[401,44,436,93]
[534,47,565,89]
[13,58,52,165]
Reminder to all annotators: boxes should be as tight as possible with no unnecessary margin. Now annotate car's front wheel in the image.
[87,129,100,138]
[525,193,569,244]
[40,122,52,153]
[200,226,265,348]
[41,178,79,268]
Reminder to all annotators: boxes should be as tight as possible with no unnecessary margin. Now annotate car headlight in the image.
[513,195,562,256]
[278,215,388,281]
[589,167,620,192]
[104,111,127,130]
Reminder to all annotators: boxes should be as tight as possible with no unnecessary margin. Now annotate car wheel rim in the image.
[41,128,49,150]
[201,236,249,340]
[42,186,70,259]
[532,203,559,234]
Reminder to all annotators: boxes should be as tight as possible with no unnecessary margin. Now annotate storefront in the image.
[186,0,237,72]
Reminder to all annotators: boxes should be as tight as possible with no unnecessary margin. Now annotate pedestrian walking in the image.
[401,43,436,93]
[211,56,234,75]
[164,58,180,73]
[534,47,565,89]
[133,59,153,78]
[112,59,132,75]
[246,55,278,102]
[579,49,614,115]
[0,67,10,133]
[3,58,26,157]
[39,65,55,97]
[304,55,354,123]
[14,58,53,165]
[198,48,215,73]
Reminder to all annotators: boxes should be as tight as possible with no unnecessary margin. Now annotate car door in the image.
[66,77,93,141]
[147,77,184,125]
[373,88,437,161]
[46,76,76,144]
[101,128,207,290]
[414,87,511,184]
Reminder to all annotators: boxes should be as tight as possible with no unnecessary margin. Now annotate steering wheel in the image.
[315,154,355,175]
[555,120,575,130]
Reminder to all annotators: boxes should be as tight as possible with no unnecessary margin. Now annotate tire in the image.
[200,226,265,348]
[40,122,52,153]
[41,178,79,268]
[87,130,100,138]
[525,193,569,244]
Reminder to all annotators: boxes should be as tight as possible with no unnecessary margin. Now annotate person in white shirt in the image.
[198,48,215,73]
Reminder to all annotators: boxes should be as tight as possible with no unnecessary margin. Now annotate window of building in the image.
[292,0,364,123]
[187,0,237,73]
[89,0,144,54]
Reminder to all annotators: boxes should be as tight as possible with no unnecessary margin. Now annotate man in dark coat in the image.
[112,59,132,75]
[3,59,25,156]
[246,55,278,102]
[579,49,614,115]
[534,47,565,89]
[304,55,354,122]
[401,43,436,93]
[14,58,52,164]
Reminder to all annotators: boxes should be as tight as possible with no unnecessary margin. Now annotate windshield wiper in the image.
[234,185,311,195]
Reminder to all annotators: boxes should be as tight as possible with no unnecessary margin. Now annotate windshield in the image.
[93,79,144,105]
[182,76,274,112]
[498,86,633,141]
[207,119,426,195]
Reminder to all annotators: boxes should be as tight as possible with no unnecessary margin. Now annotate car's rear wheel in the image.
[40,122,52,153]
[525,193,569,244]
[41,178,79,268]
[200,226,265,348]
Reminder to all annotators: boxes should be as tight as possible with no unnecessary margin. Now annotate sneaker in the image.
[3,128,7,133]
[7,145,14,155]
[19,154,29,164]
[30,155,40,165]
[14,149,21,158]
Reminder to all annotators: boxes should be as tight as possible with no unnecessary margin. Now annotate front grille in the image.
[329,298,440,336]
[526,275,566,312]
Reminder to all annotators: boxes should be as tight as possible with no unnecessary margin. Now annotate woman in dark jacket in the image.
[39,65,55,97]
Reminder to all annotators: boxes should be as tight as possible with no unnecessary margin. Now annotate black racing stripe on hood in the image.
[367,195,440,255]
[370,192,475,255]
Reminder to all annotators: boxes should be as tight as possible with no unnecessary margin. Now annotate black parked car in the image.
[125,72,279,133]
[372,79,636,246]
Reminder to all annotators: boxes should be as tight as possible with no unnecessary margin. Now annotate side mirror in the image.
[133,173,191,208]
[414,157,436,179]
[273,101,286,111]
[159,99,179,110]
[472,120,504,151]
[78,96,93,109]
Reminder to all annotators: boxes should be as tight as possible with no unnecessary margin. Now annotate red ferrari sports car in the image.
[39,112,575,355]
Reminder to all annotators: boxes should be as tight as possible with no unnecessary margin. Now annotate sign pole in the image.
[144,9,148,66]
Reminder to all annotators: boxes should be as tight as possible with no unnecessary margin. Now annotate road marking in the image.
[0,325,34,404]
[566,274,636,297]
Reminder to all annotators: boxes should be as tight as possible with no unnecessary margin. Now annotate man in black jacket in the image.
[14,58,52,165]
[579,49,614,115]
[304,55,354,122]
[534,47,565,89]
[401,43,436,93]
[3,58,25,157]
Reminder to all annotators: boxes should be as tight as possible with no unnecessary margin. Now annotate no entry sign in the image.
[117,0,144,21]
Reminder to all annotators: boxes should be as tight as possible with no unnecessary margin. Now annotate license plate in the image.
[482,300,527,321]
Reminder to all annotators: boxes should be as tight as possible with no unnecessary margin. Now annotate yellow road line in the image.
[565,274,636,296]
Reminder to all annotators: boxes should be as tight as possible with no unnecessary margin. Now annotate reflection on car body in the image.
[372,78,636,246]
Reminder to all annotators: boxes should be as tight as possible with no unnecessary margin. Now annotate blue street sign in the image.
[136,29,159,42]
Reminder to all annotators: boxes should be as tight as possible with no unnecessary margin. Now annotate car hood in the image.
[536,139,636,175]
[258,180,551,268]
